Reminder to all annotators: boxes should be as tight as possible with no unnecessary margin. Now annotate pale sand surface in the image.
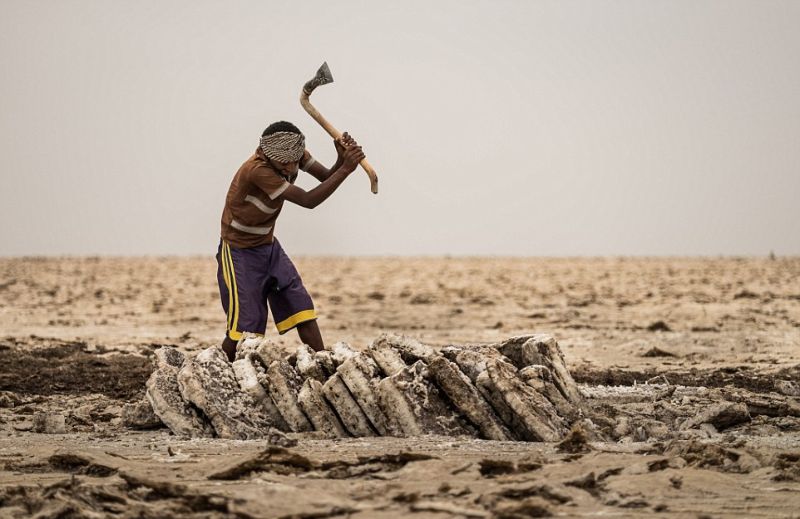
[0,256,799,517]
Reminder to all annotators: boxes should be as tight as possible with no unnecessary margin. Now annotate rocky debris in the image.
[775,379,800,397]
[145,347,214,437]
[121,399,163,429]
[681,402,751,431]
[208,447,314,480]
[48,450,120,476]
[646,320,672,332]
[0,391,21,408]
[641,347,677,358]
[492,499,552,518]
[32,412,66,434]
[145,335,583,442]
[298,379,348,438]
[178,347,282,439]
[665,439,762,473]
[207,447,435,482]
[322,373,376,437]
[231,355,288,430]
[264,360,313,432]
[735,392,800,418]
[556,423,591,453]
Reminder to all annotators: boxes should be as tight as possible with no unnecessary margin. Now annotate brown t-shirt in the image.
[220,147,316,248]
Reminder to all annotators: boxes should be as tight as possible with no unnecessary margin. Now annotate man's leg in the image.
[267,238,322,350]
[296,319,324,352]
[217,241,270,362]
[221,336,238,362]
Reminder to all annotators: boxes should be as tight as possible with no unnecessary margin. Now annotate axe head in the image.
[302,62,334,95]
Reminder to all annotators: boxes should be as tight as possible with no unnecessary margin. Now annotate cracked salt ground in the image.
[144,333,583,441]
[2,333,799,518]
[2,256,798,517]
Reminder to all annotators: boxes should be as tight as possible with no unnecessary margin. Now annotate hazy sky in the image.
[1,0,798,256]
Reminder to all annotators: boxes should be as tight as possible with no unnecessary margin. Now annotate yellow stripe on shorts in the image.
[221,242,234,332]
[276,309,317,334]
[225,242,241,338]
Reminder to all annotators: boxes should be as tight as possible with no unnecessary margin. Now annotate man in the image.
[217,121,365,362]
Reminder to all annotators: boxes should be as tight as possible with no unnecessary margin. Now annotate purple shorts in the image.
[216,238,316,341]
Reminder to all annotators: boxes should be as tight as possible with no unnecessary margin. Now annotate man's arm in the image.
[305,160,337,182]
[281,143,365,209]
[304,132,357,182]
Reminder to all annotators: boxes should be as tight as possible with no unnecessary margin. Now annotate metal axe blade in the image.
[302,62,334,95]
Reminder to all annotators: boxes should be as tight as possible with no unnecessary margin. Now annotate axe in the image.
[300,62,379,194]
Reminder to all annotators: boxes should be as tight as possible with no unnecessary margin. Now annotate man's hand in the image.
[341,143,365,174]
[334,132,357,161]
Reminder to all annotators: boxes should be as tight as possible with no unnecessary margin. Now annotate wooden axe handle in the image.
[300,92,378,194]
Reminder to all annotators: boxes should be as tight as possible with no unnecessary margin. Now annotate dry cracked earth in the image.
[0,256,799,518]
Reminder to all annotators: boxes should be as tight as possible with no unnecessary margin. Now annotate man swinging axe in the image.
[216,62,374,362]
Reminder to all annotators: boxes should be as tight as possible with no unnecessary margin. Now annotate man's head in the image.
[260,121,305,175]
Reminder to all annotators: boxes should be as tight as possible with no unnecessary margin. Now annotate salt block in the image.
[518,366,548,391]
[146,348,214,438]
[530,335,583,406]
[177,347,280,439]
[235,334,284,368]
[496,335,582,405]
[368,334,410,376]
[518,365,577,421]
[388,361,472,436]
[329,341,359,366]
[322,373,375,437]
[376,333,437,364]
[493,335,537,365]
[476,370,518,436]
[484,358,566,442]
[32,412,66,434]
[446,347,503,383]
[122,399,163,430]
[337,355,397,436]
[427,356,511,441]
[153,346,185,370]
[295,344,327,382]
[375,377,422,436]
[298,379,348,438]
[314,350,337,378]
[264,360,313,432]
[232,355,288,431]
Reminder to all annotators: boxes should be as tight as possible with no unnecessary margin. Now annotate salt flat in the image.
[0,256,798,517]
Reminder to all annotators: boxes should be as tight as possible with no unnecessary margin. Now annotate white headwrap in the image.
[259,131,305,163]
